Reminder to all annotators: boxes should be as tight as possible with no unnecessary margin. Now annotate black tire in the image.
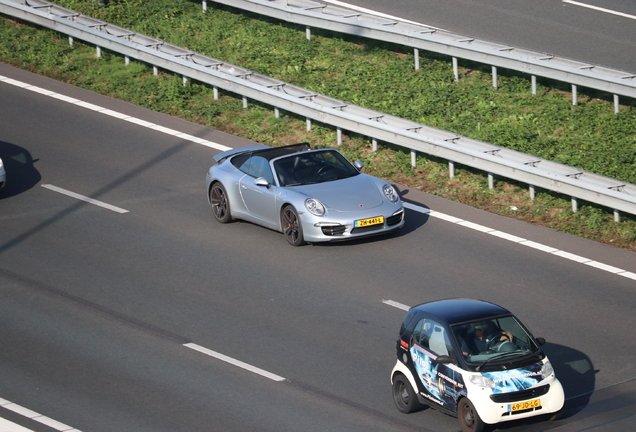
[458,398,485,432]
[392,374,419,414]
[209,183,232,223]
[281,205,305,246]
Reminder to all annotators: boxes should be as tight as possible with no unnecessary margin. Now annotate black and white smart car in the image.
[391,299,564,432]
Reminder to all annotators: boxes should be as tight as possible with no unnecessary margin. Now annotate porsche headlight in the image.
[469,375,496,388]
[383,184,398,202]
[305,198,325,216]
[541,360,554,379]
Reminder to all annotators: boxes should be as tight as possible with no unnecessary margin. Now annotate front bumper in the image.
[471,376,565,425]
[301,206,405,242]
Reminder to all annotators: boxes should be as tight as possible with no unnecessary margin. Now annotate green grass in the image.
[1,0,635,250]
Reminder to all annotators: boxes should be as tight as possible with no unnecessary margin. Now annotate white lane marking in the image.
[0,397,82,432]
[403,202,636,281]
[382,299,410,311]
[184,343,286,382]
[41,184,129,213]
[563,0,636,20]
[0,75,231,152]
[320,0,440,28]
[2,75,634,281]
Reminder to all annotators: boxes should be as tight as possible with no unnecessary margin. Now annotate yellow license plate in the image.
[508,399,541,412]
[354,216,384,228]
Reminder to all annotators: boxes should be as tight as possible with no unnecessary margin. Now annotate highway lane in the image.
[338,0,636,73]
[1,63,636,431]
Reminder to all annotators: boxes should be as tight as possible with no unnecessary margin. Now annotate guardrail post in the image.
[372,138,377,152]
[68,36,73,47]
[306,26,311,40]
[531,76,537,95]
[202,0,207,13]
[614,209,620,222]
[306,118,311,131]
[242,96,248,109]
[153,65,158,76]
[337,127,342,146]
[488,173,494,189]
[572,85,578,105]
[449,161,455,179]
[492,66,498,90]
[125,56,129,66]
[411,150,416,167]
[96,46,101,58]
[614,95,620,114]
[452,57,459,81]
[414,48,419,71]
[571,197,578,213]
[274,107,280,118]
[213,85,219,100]
[529,185,535,200]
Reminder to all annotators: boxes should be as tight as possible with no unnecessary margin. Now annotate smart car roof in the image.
[409,299,511,325]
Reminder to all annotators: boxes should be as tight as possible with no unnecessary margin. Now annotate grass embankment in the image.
[1,0,635,250]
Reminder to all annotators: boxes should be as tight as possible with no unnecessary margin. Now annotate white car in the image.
[391,299,564,432]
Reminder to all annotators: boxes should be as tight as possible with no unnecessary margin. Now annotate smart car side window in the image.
[416,318,452,357]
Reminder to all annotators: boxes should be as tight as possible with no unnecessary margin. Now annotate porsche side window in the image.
[239,156,275,184]
[231,153,251,170]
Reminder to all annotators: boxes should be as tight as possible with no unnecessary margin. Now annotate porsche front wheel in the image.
[281,205,305,246]
[209,183,232,223]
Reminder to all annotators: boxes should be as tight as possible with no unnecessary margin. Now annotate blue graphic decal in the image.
[482,363,543,394]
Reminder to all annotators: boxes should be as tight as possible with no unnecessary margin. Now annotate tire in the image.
[458,398,485,432]
[209,183,232,223]
[281,205,305,246]
[392,374,419,414]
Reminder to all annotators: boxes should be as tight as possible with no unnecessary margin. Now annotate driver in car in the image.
[461,321,513,357]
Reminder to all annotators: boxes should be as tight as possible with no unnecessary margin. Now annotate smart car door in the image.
[409,318,464,413]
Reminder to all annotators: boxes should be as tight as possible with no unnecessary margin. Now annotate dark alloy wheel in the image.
[209,183,232,223]
[392,375,419,414]
[458,398,485,432]
[281,205,305,246]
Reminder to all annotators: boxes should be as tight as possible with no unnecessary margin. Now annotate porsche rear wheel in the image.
[392,374,419,414]
[281,205,305,246]
[458,398,485,432]
[209,183,232,223]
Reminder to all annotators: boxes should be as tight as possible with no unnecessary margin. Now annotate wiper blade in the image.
[476,351,520,371]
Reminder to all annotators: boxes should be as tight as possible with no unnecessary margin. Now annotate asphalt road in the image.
[340,0,636,73]
[1,62,636,432]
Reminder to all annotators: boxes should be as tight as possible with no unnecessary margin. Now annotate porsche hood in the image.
[291,175,387,212]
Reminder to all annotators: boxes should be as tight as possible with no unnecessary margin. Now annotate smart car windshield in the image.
[452,315,541,367]
[273,150,359,186]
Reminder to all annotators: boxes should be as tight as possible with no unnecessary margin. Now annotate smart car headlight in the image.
[541,360,554,379]
[383,184,398,202]
[305,198,325,216]
[469,375,496,388]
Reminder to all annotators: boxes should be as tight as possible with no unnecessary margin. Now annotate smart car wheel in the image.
[392,374,419,414]
[281,205,305,246]
[458,398,485,432]
[209,183,232,223]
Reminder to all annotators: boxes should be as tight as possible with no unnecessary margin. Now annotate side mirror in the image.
[254,177,270,188]
[354,160,364,171]
[436,355,453,364]
[535,337,546,346]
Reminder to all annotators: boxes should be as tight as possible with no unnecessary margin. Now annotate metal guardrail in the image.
[206,0,636,113]
[1,0,636,220]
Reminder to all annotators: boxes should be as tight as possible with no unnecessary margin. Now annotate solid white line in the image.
[0,75,232,152]
[402,202,636,282]
[0,397,81,432]
[320,0,440,28]
[563,0,636,20]
[41,184,129,214]
[184,343,286,382]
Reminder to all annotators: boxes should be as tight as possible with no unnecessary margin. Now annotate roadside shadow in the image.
[0,141,41,198]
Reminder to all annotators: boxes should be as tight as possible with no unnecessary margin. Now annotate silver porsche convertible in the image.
[205,143,405,246]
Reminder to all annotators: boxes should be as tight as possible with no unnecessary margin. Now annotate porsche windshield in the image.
[452,315,541,368]
[273,150,359,186]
